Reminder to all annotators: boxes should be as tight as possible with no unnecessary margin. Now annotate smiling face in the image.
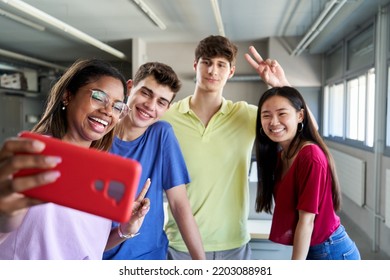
[126,75,174,132]
[194,56,235,93]
[260,95,304,151]
[62,76,125,146]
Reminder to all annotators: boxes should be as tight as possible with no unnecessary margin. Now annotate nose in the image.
[208,64,217,75]
[145,98,157,111]
[270,115,279,125]
[100,101,114,116]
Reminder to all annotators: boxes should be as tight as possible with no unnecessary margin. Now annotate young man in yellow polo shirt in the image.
[162,35,290,259]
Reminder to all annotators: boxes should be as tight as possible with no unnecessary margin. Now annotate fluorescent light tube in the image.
[0,7,45,31]
[0,48,67,70]
[131,0,166,30]
[1,0,127,60]
[210,0,225,36]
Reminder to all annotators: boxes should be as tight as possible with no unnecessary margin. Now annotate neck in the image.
[116,116,146,141]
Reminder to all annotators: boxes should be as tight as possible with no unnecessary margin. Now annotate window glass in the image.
[329,83,344,137]
[325,46,343,80]
[347,25,374,71]
[366,69,375,147]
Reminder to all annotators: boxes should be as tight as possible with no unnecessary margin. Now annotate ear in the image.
[193,60,198,71]
[62,90,71,105]
[298,108,305,122]
[228,65,236,79]
[126,79,133,92]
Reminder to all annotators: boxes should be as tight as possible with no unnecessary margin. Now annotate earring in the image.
[297,122,304,132]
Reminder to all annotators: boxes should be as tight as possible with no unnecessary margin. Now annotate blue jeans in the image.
[306,225,361,260]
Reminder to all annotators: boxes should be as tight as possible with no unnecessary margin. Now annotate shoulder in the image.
[150,120,173,130]
[225,100,257,115]
[223,100,257,127]
[147,121,175,139]
[298,144,327,165]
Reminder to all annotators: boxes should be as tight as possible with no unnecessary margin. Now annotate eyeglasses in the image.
[90,89,129,119]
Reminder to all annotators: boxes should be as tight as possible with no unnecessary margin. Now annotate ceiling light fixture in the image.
[131,0,166,30]
[1,0,127,60]
[210,0,225,36]
[0,7,45,31]
[0,48,67,70]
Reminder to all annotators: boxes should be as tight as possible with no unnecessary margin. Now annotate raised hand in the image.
[118,178,151,237]
[244,46,290,87]
[0,137,61,232]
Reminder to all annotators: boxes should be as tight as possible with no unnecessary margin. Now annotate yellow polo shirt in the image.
[162,96,257,252]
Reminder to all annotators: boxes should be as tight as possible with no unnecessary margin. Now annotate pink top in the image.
[269,144,340,246]
[0,203,111,259]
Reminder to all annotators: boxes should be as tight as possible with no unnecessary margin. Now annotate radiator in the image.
[329,148,365,207]
[385,170,390,228]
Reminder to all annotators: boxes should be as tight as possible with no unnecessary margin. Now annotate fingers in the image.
[248,46,264,63]
[0,137,61,216]
[0,138,61,179]
[0,138,45,160]
[0,155,62,180]
[0,195,43,216]
[245,46,279,69]
[140,197,150,210]
[11,170,61,193]
[136,178,151,202]
[244,53,259,69]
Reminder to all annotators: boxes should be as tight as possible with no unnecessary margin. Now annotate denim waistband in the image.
[326,224,345,242]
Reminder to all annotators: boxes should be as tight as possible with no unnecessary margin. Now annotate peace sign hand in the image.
[118,178,151,237]
[244,46,290,88]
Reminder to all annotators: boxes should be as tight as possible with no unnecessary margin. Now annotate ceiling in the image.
[0,0,388,68]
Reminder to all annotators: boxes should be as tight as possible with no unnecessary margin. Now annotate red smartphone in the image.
[15,131,142,223]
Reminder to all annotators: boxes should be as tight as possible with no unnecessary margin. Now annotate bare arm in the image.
[0,137,61,233]
[105,179,151,250]
[291,210,315,260]
[166,185,205,260]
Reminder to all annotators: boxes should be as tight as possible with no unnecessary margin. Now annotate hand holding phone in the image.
[15,131,142,223]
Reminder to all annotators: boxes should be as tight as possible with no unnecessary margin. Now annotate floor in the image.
[339,212,389,260]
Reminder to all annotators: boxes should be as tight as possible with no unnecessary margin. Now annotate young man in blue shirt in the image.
[103,62,205,260]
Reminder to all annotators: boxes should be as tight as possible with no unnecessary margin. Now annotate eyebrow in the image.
[141,86,171,104]
[201,57,228,65]
[261,108,289,114]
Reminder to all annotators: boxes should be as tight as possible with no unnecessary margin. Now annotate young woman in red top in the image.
[254,86,360,260]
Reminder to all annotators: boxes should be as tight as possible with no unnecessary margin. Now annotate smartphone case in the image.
[15,131,142,223]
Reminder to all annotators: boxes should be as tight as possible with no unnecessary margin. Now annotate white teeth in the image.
[139,109,151,118]
[91,117,108,126]
[271,128,284,133]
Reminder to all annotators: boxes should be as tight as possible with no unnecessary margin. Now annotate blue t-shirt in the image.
[102,121,190,260]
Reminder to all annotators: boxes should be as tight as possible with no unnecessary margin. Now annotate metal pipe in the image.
[372,4,387,253]
[291,0,346,56]
[0,48,66,71]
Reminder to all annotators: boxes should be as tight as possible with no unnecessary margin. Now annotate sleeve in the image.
[295,146,328,214]
[161,122,191,190]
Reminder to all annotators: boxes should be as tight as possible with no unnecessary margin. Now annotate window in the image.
[324,83,344,138]
[323,22,376,149]
[346,70,375,146]
[323,69,375,147]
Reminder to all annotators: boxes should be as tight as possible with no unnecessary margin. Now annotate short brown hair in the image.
[132,62,181,103]
[195,35,238,66]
